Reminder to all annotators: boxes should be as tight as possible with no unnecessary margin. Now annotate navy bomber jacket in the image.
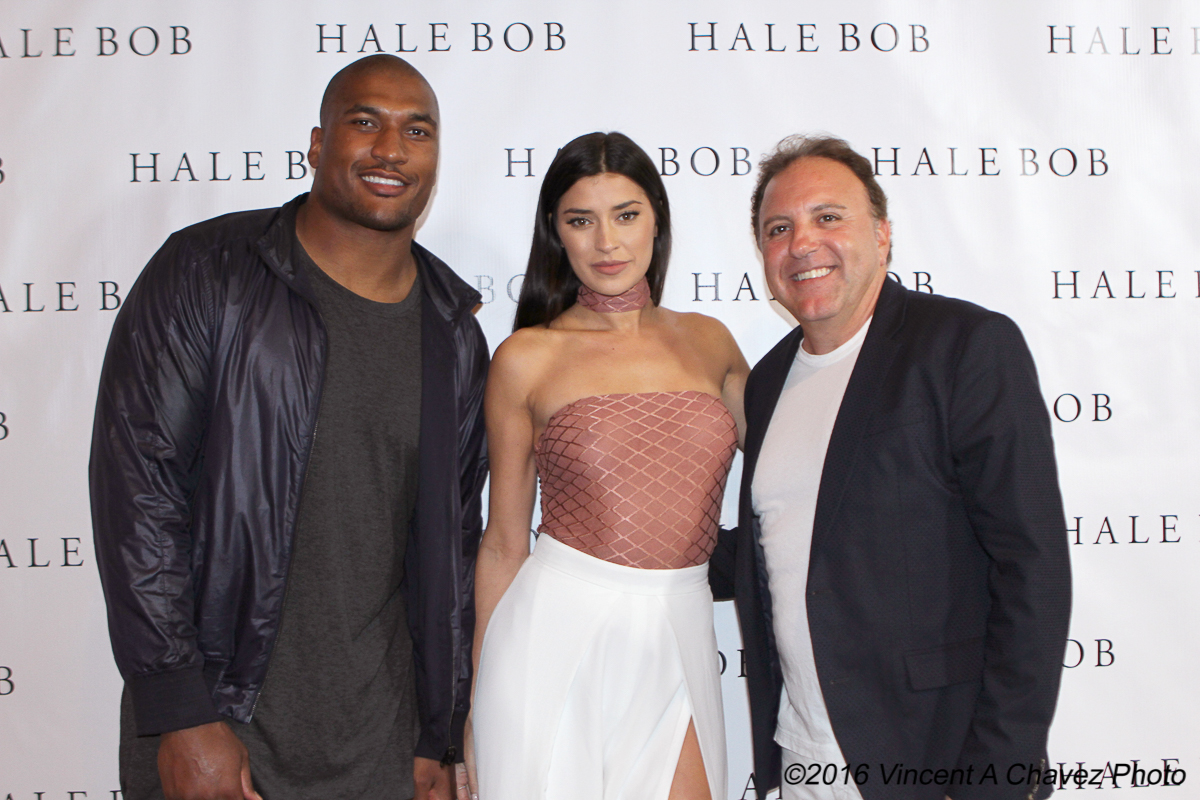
[90,194,488,763]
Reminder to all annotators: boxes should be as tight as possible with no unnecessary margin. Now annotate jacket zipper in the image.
[247,301,327,722]
[441,309,465,766]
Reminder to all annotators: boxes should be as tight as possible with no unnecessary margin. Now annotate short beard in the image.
[339,199,418,232]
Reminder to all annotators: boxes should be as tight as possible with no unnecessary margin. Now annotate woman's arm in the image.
[717,323,750,449]
[710,319,748,600]
[464,334,540,795]
[472,334,542,678]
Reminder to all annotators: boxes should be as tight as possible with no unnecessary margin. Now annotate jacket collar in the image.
[870,270,908,339]
[741,327,801,490]
[808,276,907,548]
[412,240,483,326]
[255,193,482,324]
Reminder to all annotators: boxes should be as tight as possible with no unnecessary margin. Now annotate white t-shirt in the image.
[752,318,871,779]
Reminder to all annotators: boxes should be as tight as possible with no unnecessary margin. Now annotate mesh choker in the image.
[576,277,651,312]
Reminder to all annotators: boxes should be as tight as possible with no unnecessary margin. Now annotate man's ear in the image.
[875,217,892,266]
[307,126,323,171]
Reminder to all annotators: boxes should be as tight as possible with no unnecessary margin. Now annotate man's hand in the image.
[158,721,262,800]
[414,756,454,800]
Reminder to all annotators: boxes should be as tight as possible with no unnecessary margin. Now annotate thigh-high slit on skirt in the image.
[473,533,727,800]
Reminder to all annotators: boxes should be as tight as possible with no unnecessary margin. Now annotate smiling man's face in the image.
[307,65,439,233]
[758,156,891,354]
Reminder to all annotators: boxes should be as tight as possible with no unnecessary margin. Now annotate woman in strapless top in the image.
[468,132,748,800]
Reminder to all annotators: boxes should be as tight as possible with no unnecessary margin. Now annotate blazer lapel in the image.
[810,278,908,553]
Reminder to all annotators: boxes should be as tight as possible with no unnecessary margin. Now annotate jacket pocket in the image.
[904,637,985,691]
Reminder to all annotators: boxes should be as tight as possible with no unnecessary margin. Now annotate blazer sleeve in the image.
[709,526,738,601]
[947,313,1071,798]
[89,233,225,735]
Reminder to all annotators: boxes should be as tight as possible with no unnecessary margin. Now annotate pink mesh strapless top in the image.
[535,391,738,569]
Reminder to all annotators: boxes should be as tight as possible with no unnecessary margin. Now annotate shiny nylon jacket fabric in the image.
[89,195,488,763]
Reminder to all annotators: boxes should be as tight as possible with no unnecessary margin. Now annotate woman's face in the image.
[555,172,657,296]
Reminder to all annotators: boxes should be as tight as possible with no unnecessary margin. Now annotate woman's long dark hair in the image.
[513,132,672,331]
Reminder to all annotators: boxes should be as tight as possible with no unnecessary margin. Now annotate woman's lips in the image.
[592,261,629,275]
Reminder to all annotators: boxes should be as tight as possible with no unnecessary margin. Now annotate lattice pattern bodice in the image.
[535,391,738,569]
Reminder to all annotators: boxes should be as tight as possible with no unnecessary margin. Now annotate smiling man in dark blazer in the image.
[710,135,1071,800]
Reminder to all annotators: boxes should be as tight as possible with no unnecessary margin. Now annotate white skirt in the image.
[473,533,727,800]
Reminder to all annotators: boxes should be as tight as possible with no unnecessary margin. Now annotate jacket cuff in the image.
[415,734,449,763]
[128,666,224,736]
[415,730,463,764]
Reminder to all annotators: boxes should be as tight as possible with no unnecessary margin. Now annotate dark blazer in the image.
[711,277,1071,800]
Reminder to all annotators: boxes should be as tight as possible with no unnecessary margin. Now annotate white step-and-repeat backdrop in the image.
[1,1,1197,797]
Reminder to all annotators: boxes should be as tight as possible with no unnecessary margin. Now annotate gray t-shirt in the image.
[235,239,423,800]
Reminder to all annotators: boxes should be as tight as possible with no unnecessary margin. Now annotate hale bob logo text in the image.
[0,281,123,313]
[1052,270,1200,299]
[1050,393,1111,423]
[1065,515,1187,546]
[870,147,1107,178]
[503,146,1108,179]
[127,150,314,184]
[686,22,929,53]
[0,26,191,58]
[0,537,88,568]
[1048,25,1200,55]
[1063,639,1114,669]
[315,22,565,53]
[505,146,754,179]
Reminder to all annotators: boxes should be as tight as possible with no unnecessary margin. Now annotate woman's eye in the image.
[618,211,639,222]
[566,217,590,227]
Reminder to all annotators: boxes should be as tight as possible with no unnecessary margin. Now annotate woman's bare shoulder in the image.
[489,326,563,392]
[659,307,740,350]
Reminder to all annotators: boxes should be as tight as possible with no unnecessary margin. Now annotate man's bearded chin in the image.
[344,201,419,232]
